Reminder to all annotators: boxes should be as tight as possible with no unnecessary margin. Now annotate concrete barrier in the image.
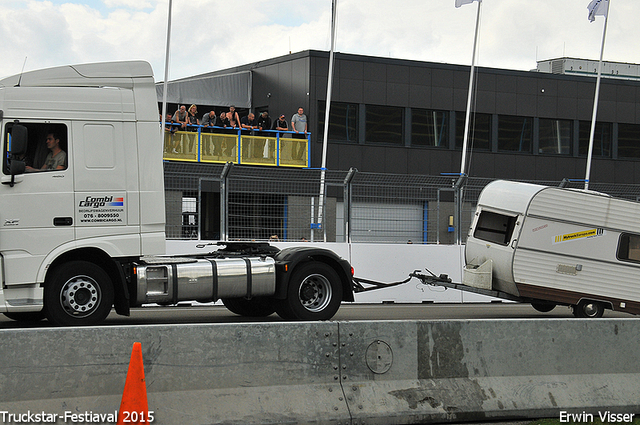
[0,319,639,424]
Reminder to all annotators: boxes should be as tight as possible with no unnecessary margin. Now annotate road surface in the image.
[0,302,632,328]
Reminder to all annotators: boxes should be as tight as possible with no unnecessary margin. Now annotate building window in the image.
[539,119,572,155]
[578,121,611,157]
[411,109,448,148]
[365,105,403,145]
[455,112,491,150]
[618,123,640,159]
[497,115,532,153]
[318,101,358,143]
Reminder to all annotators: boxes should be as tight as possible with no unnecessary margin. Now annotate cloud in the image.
[0,0,638,84]
[103,0,153,9]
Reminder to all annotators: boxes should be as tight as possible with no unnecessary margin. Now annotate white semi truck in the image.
[0,61,354,326]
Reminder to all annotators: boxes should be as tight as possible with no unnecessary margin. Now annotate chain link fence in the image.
[163,162,640,244]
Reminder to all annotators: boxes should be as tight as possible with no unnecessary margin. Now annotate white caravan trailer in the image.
[462,180,640,318]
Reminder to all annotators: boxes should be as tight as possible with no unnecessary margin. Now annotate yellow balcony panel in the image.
[279,137,308,168]
[240,135,277,166]
[200,133,238,163]
[163,131,199,162]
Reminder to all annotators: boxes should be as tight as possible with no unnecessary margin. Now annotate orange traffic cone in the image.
[117,342,150,425]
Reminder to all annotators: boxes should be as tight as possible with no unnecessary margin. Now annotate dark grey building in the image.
[158,50,640,184]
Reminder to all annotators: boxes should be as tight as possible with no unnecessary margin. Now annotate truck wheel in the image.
[44,261,114,326]
[531,302,556,313]
[3,311,46,322]
[222,297,276,317]
[572,300,605,318]
[277,262,342,321]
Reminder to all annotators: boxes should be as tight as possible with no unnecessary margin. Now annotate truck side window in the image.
[617,233,640,262]
[3,122,68,173]
[473,211,517,245]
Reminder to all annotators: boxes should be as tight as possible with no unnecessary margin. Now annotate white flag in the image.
[455,0,480,8]
[587,0,609,22]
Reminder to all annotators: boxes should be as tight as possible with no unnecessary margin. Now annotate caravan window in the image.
[473,211,517,245]
[617,233,640,263]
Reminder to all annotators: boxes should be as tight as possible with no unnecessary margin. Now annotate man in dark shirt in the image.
[240,113,258,131]
[201,111,218,155]
[257,111,273,159]
[272,114,289,131]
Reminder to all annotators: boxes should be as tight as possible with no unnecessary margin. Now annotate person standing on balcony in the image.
[201,110,217,155]
[186,104,200,153]
[272,114,289,131]
[227,105,241,129]
[201,110,218,130]
[241,113,258,159]
[218,112,234,156]
[218,112,229,127]
[258,111,271,133]
[171,105,188,153]
[291,107,308,160]
[257,111,272,159]
[241,113,258,131]
[172,105,188,130]
[187,104,200,130]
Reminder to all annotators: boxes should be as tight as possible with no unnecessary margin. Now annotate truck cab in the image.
[0,61,165,323]
[0,61,354,326]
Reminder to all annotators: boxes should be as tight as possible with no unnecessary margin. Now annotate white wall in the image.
[165,241,495,303]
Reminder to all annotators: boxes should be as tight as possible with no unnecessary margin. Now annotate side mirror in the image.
[5,124,28,186]
[10,159,25,176]
[10,124,27,157]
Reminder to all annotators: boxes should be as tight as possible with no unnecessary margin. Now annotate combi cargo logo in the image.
[79,196,124,208]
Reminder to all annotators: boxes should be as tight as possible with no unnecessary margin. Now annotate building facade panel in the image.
[363,80,387,104]
[162,50,640,185]
[386,82,410,107]
[495,92,517,115]
[409,66,432,86]
[363,61,387,82]
[387,64,411,84]
[431,87,454,110]
[339,59,364,81]
[338,78,364,104]
[408,84,431,108]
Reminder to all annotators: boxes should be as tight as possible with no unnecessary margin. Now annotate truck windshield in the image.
[473,210,517,245]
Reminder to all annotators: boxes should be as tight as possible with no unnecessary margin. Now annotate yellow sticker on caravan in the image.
[553,228,604,244]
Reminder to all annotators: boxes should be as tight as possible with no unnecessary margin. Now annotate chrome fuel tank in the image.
[134,256,276,305]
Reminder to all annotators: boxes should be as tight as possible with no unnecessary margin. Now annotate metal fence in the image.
[163,162,640,244]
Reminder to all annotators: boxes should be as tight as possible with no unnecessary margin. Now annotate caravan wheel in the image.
[572,300,605,318]
[531,302,556,313]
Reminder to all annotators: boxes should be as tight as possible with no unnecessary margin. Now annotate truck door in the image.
[0,122,74,286]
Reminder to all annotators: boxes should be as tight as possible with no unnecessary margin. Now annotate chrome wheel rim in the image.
[60,275,101,318]
[298,273,332,313]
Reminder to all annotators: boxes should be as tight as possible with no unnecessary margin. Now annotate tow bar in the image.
[352,268,452,293]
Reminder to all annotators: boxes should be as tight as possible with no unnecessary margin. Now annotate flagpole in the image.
[459,0,482,176]
[584,2,609,190]
[160,0,173,143]
[317,0,337,242]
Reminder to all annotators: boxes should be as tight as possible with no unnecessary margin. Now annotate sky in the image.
[0,0,638,82]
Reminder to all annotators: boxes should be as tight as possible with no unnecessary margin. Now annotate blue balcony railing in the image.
[163,123,310,167]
